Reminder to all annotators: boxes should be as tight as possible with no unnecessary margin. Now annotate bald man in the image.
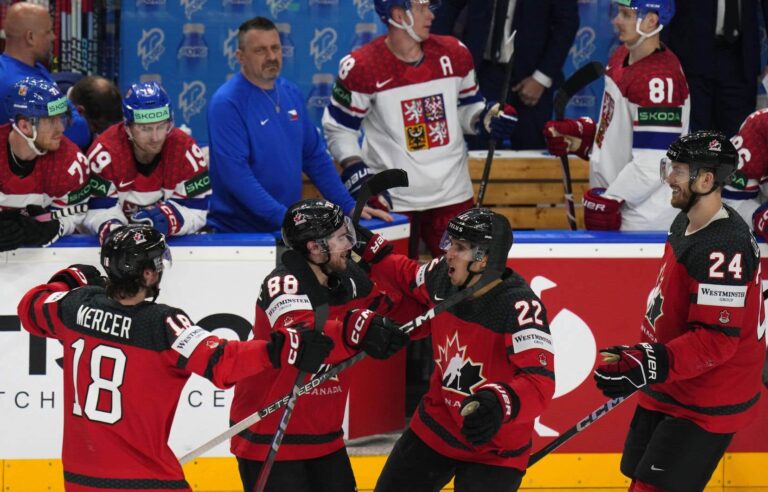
[0,2,90,148]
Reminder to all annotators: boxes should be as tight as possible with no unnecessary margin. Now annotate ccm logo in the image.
[351,310,372,345]
[286,327,301,365]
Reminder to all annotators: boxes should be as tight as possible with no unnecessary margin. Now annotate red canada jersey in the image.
[86,123,210,214]
[368,255,556,471]
[230,261,423,461]
[17,282,275,491]
[639,206,765,433]
[0,124,89,211]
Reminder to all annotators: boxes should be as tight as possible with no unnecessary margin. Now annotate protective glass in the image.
[439,233,483,262]
[322,216,357,253]
[152,247,173,272]
[411,0,441,12]
[660,157,690,184]
[609,1,637,21]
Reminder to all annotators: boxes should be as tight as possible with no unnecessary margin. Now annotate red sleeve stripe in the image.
[29,291,56,335]
[459,84,478,95]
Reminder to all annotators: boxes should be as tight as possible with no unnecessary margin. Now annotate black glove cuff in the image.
[637,342,670,384]
[266,331,285,369]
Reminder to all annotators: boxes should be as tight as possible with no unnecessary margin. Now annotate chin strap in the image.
[627,18,663,50]
[12,122,47,156]
[388,10,423,42]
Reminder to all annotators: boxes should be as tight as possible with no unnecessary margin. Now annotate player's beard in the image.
[670,182,692,210]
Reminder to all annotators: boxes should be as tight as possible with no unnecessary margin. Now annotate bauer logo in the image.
[569,27,596,67]
[310,28,338,70]
[353,0,374,18]
[223,29,239,71]
[138,28,166,71]
[180,0,206,20]
[266,0,294,17]
[179,81,206,123]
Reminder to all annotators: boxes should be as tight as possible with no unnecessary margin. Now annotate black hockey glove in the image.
[593,343,669,398]
[341,161,393,211]
[20,205,62,247]
[48,264,106,290]
[460,383,518,446]
[343,309,408,359]
[0,209,25,252]
[267,328,334,373]
[353,224,393,265]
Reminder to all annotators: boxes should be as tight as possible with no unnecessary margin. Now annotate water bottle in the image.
[177,23,209,81]
[349,23,376,53]
[306,73,334,127]
[276,23,295,59]
[139,73,163,84]
[308,0,339,7]
[136,0,167,12]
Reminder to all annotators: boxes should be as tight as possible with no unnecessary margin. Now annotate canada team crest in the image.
[435,332,485,396]
[401,94,449,151]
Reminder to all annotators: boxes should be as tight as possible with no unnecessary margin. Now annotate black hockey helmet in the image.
[282,199,352,254]
[441,208,512,270]
[101,224,171,281]
[663,130,738,188]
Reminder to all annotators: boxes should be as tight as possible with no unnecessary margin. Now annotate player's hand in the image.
[19,205,62,247]
[479,102,518,140]
[460,383,518,446]
[583,188,624,231]
[267,327,335,373]
[341,161,393,212]
[360,206,393,222]
[593,343,669,398]
[0,209,25,252]
[353,224,393,264]
[132,201,184,236]
[512,76,545,107]
[48,264,106,290]
[343,309,409,359]
[543,117,595,160]
[752,202,768,243]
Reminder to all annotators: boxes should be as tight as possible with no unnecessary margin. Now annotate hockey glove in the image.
[98,219,124,245]
[752,202,768,243]
[353,224,393,265]
[460,383,518,446]
[583,188,624,231]
[132,201,184,236]
[20,205,62,247]
[267,328,334,373]
[542,117,595,161]
[478,102,518,141]
[341,161,393,211]
[0,209,25,252]
[48,264,106,290]
[343,309,409,359]
[593,343,669,398]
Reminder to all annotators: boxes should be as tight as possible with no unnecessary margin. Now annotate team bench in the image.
[302,151,589,230]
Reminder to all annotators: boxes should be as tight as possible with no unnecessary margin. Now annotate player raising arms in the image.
[82,82,211,242]
[17,224,333,491]
[544,0,689,231]
[353,208,555,491]
[594,132,765,491]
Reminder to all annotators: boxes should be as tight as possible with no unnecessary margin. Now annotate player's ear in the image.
[643,11,660,30]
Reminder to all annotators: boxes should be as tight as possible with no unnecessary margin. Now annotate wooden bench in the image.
[302,151,589,230]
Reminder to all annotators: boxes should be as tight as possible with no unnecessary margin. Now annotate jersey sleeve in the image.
[81,140,126,235]
[47,140,91,236]
[160,132,211,235]
[451,40,485,135]
[724,108,768,200]
[17,283,72,340]
[665,234,761,382]
[499,291,556,422]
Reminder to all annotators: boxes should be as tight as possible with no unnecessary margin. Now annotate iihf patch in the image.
[719,310,731,324]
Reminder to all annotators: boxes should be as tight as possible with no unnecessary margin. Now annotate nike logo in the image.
[375,78,393,89]
[118,179,135,188]
[650,465,664,472]
[260,118,269,125]
[434,295,444,302]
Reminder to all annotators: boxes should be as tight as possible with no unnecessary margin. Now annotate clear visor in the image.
[152,247,173,272]
[660,157,690,184]
[609,2,637,20]
[321,216,357,254]
[439,232,483,262]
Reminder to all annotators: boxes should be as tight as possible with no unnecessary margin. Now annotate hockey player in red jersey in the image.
[0,77,90,252]
[352,208,555,491]
[594,131,765,491]
[322,0,518,257]
[16,224,334,492]
[82,82,210,242]
[230,199,414,492]
[543,0,689,231]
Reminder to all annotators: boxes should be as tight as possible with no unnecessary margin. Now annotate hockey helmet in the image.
[374,0,441,24]
[281,199,356,254]
[441,208,512,269]
[101,224,172,281]
[662,130,738,188]
[5,77,69,123]
[122,81,173,125]
[612,0,675,27]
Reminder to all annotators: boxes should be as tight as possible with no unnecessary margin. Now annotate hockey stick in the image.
[476,31,516,208]
[551,61,604,230]
[528,392,635,466]
[351,168,409,226]
[253,249,329,492]
[178,220,510,465]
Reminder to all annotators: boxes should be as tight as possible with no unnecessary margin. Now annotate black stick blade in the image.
[554,61,605,119]
[352,169,409,225]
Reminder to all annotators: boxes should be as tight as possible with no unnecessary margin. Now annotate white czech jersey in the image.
[591,45,690,230]
[322,35,484,212]
[723,108,768,225]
